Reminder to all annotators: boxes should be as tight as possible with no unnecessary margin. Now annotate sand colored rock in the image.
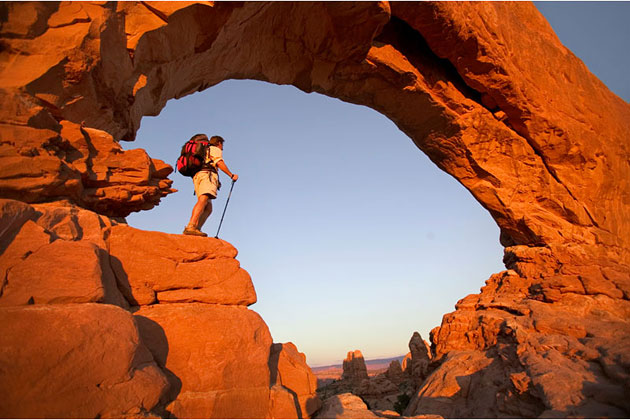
[1,1,630,417]
[108,224,256,306]
[0,303,168,418]
[269,342,322,418]
[316,393,380,419]
[134,303,273,419]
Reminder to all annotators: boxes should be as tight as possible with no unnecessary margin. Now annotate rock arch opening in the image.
[125,78,505,366]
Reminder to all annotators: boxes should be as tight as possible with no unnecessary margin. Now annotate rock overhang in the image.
[1,1,628,260]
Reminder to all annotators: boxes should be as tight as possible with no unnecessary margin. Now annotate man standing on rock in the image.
[183,134,238,237]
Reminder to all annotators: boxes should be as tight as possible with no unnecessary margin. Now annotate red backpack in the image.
[176,135,210,177]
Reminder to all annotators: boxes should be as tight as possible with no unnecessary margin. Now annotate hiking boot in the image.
[183,226,208,237]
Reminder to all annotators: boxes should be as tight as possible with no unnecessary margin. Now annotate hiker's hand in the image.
[231,174,239,181]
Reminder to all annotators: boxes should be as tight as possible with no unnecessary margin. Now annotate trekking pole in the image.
[215,179,236,238]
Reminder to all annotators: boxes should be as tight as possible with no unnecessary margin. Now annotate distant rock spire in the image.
[385,359,405,385]
[405,332,432,387]
[341,350,369,383]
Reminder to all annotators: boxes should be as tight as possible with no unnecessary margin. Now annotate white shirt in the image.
[204,145,223,168]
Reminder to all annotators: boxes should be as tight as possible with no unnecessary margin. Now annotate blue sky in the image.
[126,3,629,367]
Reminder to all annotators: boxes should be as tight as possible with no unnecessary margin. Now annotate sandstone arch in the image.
[1,2,629,418]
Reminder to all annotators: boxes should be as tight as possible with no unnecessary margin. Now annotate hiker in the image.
[183,134,238,237]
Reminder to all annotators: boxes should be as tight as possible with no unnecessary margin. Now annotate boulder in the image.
[1,237,127,308]
[0,219,51,294]
[357,375,400,412]
[269,342,322,418]
[0,199,38,248]
[134,303,273,418]
[316,393,380,419]
[108,225,256,306]
[0,303,168,418]
[32,201,120,248]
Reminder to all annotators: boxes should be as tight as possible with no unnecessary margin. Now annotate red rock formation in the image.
[1,1,629,418]
[108,225,257,306]
[269,342,322,418]
[0,303,168,418]
[134,303,272,418]
[0,199,318,418]
[342,350,370,384]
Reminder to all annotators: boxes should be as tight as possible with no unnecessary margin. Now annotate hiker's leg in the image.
[198,198,213,229]
[187,193,210,229]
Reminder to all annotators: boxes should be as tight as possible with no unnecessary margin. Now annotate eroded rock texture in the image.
[0,199,318,418]
[1,1,629,418]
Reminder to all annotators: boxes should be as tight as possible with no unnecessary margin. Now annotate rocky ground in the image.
[315,333,433,417]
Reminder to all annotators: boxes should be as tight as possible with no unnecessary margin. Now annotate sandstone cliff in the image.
[1,1,629,418]
[0,199,319,418]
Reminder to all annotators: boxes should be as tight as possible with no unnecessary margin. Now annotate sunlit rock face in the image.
[0,198,317,418]
[269,342,322,418]
[1,1,629,418]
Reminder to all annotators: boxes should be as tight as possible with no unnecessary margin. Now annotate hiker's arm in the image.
[216,160,238,181]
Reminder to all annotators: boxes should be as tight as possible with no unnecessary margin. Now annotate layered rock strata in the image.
[0,198,319,418]
[1,1,629,418]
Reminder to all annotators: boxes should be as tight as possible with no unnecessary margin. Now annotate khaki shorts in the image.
[193,170,219,198]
